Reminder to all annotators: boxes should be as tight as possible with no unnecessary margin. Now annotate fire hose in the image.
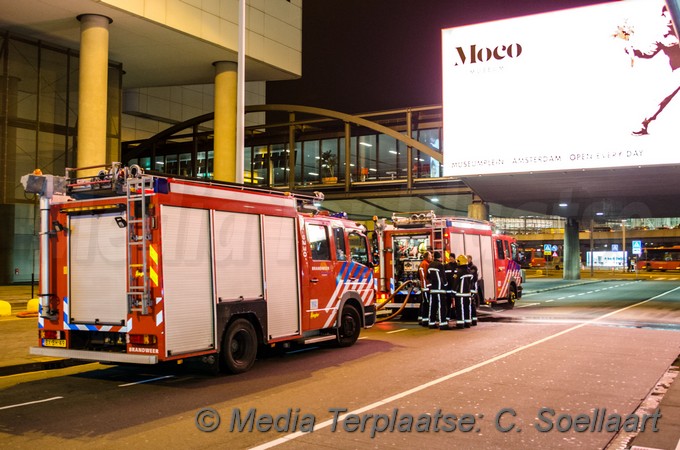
[375,280,417,323]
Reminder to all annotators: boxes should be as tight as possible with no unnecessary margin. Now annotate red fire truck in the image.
[21,164,376,374]
[373,211,523,313]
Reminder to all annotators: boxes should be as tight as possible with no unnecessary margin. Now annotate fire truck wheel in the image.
[506,285,517,309]
[220,318,258,374]
[336,304,361,347]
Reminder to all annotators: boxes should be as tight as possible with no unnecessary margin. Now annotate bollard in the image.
[0,300,11,317]
[27,298,39,312]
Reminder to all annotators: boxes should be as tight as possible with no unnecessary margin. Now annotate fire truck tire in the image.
[220,318,258,374]
[336,304,361,347]
[506,285,517,309]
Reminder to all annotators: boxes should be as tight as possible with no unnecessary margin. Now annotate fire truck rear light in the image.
[41,330,60,339]
[129,334,157,345]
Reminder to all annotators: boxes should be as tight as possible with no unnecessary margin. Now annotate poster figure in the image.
[616,6,680,135]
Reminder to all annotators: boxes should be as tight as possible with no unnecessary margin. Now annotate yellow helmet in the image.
[456,254,468,265]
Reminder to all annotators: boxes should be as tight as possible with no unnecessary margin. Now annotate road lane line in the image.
[386,328,407,334]
[250,285,680,450]
[0,396,63,410]
[118,375,175,387]
[545,299,554,302]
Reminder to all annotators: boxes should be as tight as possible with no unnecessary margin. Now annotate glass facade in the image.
[0,31,123,283]
[126,121,444,189]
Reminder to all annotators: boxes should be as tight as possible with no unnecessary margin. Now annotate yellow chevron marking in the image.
[150,267,158,287]
[149,244,158,265]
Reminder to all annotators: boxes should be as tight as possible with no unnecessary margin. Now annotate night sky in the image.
[267,0,615,113]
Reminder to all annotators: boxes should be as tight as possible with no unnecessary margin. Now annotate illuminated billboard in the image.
[442,0,679,176]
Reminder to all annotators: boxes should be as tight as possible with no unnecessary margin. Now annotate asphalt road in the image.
[1,280,679,449]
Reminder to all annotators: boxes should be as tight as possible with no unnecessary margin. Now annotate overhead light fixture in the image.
[596,212,604,216]
[559,203,568,207]
[431,198,439,203]
[359,142,372,147]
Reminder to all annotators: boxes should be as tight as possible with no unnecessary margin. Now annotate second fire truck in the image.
[373,211,523,314]
[22,164,376,374]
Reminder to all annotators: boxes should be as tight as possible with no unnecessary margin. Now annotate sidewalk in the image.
[0,285,82,376]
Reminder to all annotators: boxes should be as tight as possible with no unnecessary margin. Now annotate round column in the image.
[563,218,581,280]
[467,201,490,221]
[213,61,238,182]
[76,14,112,174]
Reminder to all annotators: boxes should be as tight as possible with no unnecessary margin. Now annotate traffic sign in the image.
[632,240,642,255]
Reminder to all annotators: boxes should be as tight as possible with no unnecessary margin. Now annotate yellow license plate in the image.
[43,339,66,348]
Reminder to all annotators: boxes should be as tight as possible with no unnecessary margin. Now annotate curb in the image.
[0,358,87,377]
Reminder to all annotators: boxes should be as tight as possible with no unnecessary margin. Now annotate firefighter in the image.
[427,251,449,329]
[466,255,479,326]
[444,252,458,326]
[417,251,432,327]
[453,254,474,329]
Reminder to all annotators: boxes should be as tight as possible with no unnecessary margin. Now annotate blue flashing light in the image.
[154,178,170,194]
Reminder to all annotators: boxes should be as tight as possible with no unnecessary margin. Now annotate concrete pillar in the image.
[76,14,112,174]
[563,218,581,280]
[213,61,238,182]
[468,201,489,221]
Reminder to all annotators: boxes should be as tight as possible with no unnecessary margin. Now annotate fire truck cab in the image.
[21,164,376,374]
[374,211,523,313]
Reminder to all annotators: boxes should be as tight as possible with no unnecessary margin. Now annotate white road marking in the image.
[118,375,175,387]
[250,285,680,450]
[0,396,63,410]
[386,328,408,334]
[545,299,554,303]
[515,302,540,308]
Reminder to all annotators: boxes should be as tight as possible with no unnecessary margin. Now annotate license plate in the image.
[43,339,66,348]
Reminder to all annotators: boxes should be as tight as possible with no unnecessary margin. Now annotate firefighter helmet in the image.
[456,254,468,265]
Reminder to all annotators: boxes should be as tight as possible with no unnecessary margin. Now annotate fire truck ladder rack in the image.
[126,175,154,315]
[392,211,446,254]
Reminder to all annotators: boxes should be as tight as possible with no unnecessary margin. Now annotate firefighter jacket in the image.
[418,259,430,292]
[468,263,479,294]
[444,261,458,294]
[454,264,474,297]
[427,259,447,294]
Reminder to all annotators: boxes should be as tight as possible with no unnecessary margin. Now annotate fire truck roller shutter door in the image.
[160,206,215,356]
[479,236,495,302]
[263,215,300,339]
[214,211,263,302]
[68,212,127,325]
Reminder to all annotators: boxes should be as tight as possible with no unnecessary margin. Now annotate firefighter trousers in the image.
[470,293,478,326]
[454,294,473,328]
[428,291,449,329]
[418,291,430,326]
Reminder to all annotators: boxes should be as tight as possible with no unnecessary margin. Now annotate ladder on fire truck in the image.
[126,175,154,315]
